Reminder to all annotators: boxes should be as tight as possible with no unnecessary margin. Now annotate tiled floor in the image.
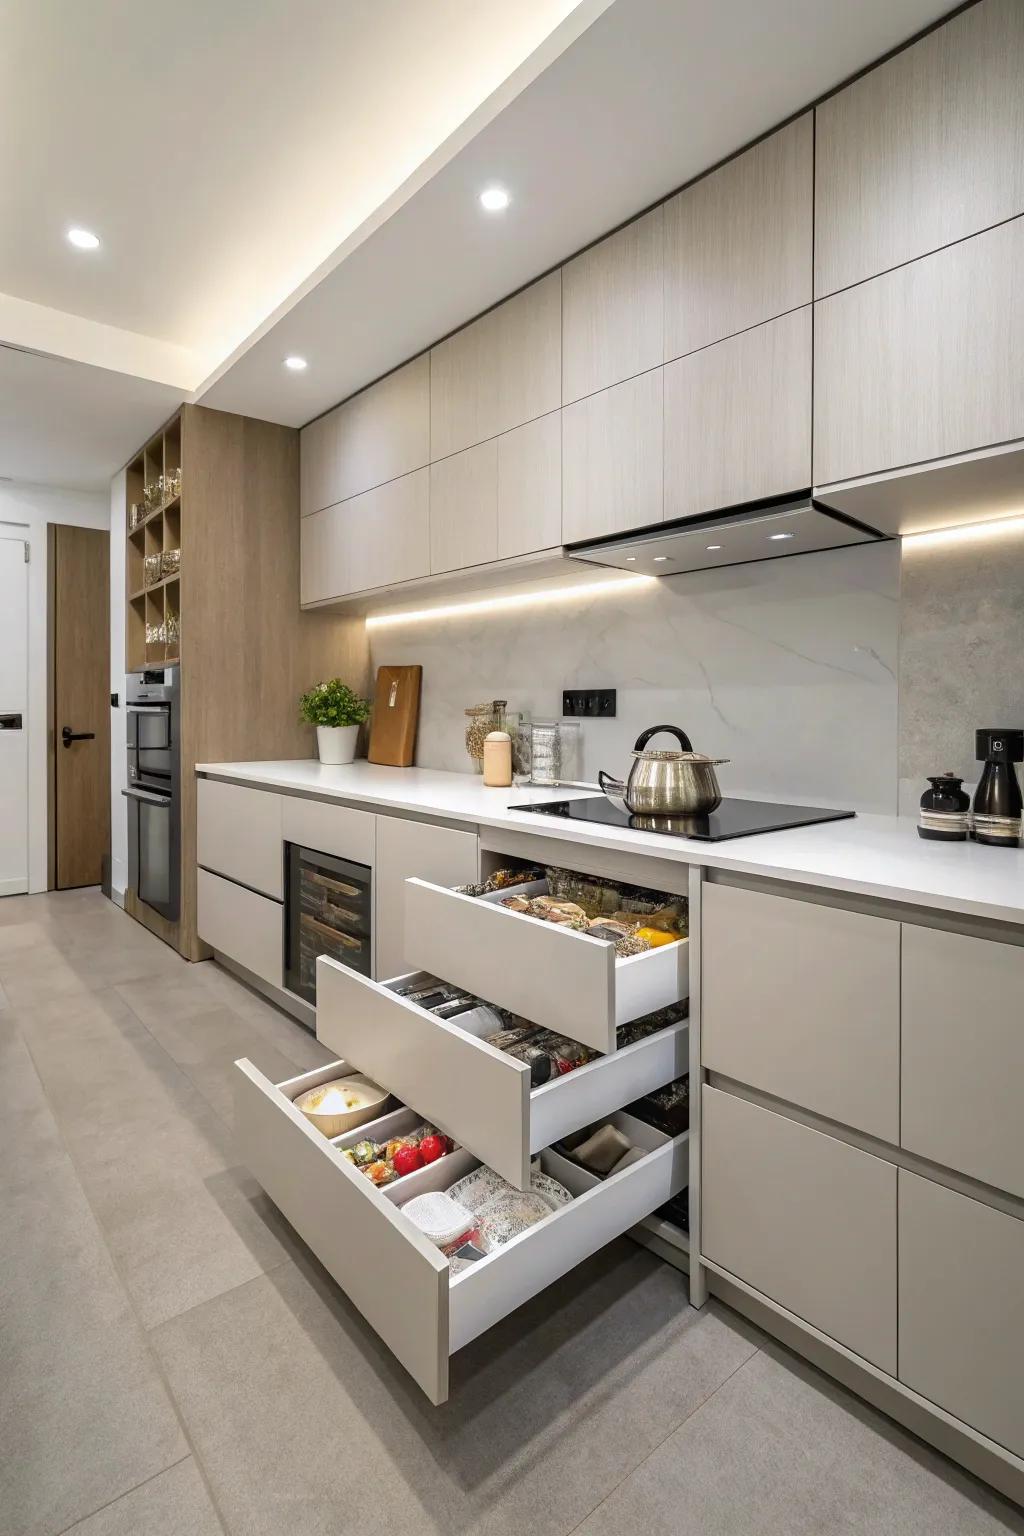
[2,889,1020,1536]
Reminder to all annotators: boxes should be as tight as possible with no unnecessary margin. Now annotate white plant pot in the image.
[316,725,359,765]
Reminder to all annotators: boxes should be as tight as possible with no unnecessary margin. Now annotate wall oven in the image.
[124,666,180,921]
[284,843,372,1005]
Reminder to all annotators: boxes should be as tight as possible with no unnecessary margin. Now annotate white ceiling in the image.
[1,0,955,489]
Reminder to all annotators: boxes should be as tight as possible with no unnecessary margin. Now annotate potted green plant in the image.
[299,679,371,765]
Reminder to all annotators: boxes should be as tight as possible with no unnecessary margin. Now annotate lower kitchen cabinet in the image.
[902,922,1024,1198]
[702,1086,897,1372]
[899,1171,1024,1459]
[701,881,899,1142]
[197,867,282,988]
[374,815,478,980]
[316,956,688,1189]
[197,778,283,899]
[235,1056,688,1404]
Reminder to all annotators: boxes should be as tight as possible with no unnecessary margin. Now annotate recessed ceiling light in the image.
[653,555,669,562]
[625,555,637,562]
[67,227,100,250]
[706,544,722,551]
[769,531,795,541]
[284,355,308,372]
[479,186,511,212]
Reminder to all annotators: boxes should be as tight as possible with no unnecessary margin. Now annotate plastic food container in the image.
[401,1191,476,1249]
[293,1075,388,1137]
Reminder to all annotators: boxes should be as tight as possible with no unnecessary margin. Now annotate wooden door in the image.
[53,525,110,888]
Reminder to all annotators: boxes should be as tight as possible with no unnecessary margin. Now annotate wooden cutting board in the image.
[367,665,422,766]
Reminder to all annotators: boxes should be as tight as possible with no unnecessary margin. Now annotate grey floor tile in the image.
[151,1240,760,1536]
[0,1036,187,1536]
[574,1342,1024,1536]
[60,1458,224,1536]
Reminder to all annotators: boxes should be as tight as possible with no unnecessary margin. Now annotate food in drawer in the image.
[235,1057,688,1404]
[404,866,689,1054]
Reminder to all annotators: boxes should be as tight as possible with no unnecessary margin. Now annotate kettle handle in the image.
[633,724,693,753]
[597,769,625,796]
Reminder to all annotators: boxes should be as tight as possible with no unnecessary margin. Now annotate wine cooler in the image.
[284,843,372,1006]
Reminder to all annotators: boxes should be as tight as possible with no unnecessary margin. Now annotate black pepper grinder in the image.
[917,775,971,841]
[972,728,1024,847]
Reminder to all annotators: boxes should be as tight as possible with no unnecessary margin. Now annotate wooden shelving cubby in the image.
[125,412,183,670]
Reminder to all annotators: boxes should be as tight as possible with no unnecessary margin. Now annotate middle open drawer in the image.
[316,956,688,1188]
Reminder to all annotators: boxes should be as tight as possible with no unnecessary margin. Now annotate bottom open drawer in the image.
[235,1058,689,1404]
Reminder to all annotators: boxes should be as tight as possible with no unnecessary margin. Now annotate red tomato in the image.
[392,1145,424,1177]
[419,1134,447,1164]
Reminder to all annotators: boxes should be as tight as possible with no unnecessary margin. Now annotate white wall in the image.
[0,481,109,892]
[109,470,127,901]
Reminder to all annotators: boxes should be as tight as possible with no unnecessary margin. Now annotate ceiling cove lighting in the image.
[284,355,308,371]
[67,227,100,250]
[903,514,1024,550]
[479,186,511,212]
[366,575,653,629]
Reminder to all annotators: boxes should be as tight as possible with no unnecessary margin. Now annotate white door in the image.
[0,536,29,896]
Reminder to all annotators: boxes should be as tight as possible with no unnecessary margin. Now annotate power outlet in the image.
[563,688,616,718]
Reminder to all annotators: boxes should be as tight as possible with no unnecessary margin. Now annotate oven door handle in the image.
[126,705,169,715]
[121,787,171,807]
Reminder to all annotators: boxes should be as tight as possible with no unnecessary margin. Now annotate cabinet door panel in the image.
[354,469,431,592]
[300,502,351,605]
[902,923,1024,1197]
[374,816,478,981]
[430,274,561,459]
[562,207,663,404]
[815,0,1024,297]
[333,355,430,504]
[703,1087,897,1372]
[899,1171,1024,1458]
[429,441,498,574]
[497,412,561,559]
[664,115,812,361]
[702,881,899,1142]
[814,218,1024,486]
[299,411,338,518]
[562,369,663,544]
[664,308,811,521]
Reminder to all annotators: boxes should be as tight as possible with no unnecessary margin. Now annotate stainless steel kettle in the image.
[598,725,728,816]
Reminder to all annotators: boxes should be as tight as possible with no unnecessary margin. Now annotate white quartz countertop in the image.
[195,759,1024,927]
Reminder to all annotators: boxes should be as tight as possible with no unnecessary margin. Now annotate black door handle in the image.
[0,713,22,730]
[62,726,96,748]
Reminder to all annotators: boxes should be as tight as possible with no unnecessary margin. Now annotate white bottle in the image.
[482,729,513,787]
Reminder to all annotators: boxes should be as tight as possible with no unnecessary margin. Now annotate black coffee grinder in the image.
[972,728,1024,846]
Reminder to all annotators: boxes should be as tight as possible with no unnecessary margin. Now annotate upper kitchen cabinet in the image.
[497,412,561,559]
[561,207,663,404]
[299,356,430,517]
[562,368,663,544]
[663,114,812,362]
[301,468,430,603]
[815,0,1024,298]
[429,273,561,460]
[814,217,1024,486]
[664,307,812,522]
[429,441,498,575]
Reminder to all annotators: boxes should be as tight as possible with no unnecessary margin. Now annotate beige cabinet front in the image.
[702,1086,897,1372]
[664,307,811,522]
[664,114,812,362]
[701,881,899,1142]
[899,1171,1024,1459]
[373,815,478,981]
[301,469,430,602]
[561,206,664,404]
[429,441,498,574]
[902,923,1024,1199]
[562,368,663,543]
[197,868,282,989]
[197,778,282,899]
[813,217,1024,487]
[814,0,1024,297]
[429,273,561,460]
[299,356,430,517]
[496,412,561,559]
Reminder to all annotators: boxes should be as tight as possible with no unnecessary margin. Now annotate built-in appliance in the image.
[511,794,854,842]
[284,843,372,1005]
[566,495,884,578]
[123,666,180,920]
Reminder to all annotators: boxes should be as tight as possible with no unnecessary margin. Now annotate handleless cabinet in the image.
[815,0,1024,297]
[664,307,812,521]
[901,923,1024,1198]
[562,368,663,543]
[429,440,498,574]
[299,411,337,521]
[299,357,430,516]
[300,469,430,603]
[197,778,282,899]
[374,815,478,981]
[664,114,812,362]
[813,217,1024,486]
[561,206,664,404]
[300,500,351,606]
[496,412,562,559]
[429,273,561,460]
[701,880,900,1142]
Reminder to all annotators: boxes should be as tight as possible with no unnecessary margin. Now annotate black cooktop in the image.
[510,795,855,842]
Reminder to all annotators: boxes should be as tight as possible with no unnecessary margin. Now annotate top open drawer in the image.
[403,878,689,1053]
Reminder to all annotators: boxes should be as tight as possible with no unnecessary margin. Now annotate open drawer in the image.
[235,1058,688,1405]
[316,956,688,1187]
[404,877,689,1053]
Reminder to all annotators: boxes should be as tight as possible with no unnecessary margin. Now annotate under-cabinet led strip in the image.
[365,574,655,628]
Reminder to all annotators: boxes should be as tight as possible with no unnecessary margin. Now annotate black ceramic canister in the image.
[918,775,971,841]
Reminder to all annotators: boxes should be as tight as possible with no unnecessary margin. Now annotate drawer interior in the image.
[475,877,689,970]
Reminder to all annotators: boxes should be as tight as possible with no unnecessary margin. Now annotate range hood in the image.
[566,497,885,578]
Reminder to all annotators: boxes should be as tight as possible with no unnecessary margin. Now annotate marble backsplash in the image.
[369,541,901,814]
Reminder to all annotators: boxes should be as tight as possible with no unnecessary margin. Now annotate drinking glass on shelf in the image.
[161,548,180,577]
[144,553,162,586]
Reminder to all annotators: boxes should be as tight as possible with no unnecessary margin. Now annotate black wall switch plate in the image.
[563,688,616,718]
